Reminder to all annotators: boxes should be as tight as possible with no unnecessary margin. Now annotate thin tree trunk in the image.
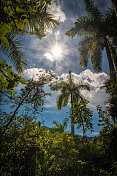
[1,90,31,135]
[105,37,116,82]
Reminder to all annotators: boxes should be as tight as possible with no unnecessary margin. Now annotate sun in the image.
[52,45,62,58]
[44,39,69,62]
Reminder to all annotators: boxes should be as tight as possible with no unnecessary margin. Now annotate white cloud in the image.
[23,68,58,83]
[47,2,66,22]
[44,52,53,61]
[57,69,109,108]
[22,68,109,109]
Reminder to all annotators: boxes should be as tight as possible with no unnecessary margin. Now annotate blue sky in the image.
[1,0,113,136]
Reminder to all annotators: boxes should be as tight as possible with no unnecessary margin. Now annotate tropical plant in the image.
[1,75,50,135]
[0,120,82,176]
[66,0,117,81]
[0,0,59,73]
[52,118,69,133]
[0,32,26,73]
[0,60,27,96]
[50,71,90,136]
[71,99,93,138]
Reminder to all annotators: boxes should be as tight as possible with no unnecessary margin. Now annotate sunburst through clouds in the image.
[44,30,69,63]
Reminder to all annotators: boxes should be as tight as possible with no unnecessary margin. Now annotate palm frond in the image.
[66,16,93,37]
[27,5,59,38]
[78,38,90,67]
[76,84,90,91]
[90,48,102,72]
[104,10,117,38]
[105,9,116,25]
[56,93,69,110]
[0,33,26,73]
[84,0,104,21]
[66,15,104,38]
[50,81,69,91]
[78,35,104,71]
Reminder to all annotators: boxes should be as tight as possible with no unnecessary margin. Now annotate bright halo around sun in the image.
[52,45,62,58]
[44,39,69,62]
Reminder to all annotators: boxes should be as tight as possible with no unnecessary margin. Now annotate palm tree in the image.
[50,71,90,136]
[53,118,69,133]
[66,0,117,81]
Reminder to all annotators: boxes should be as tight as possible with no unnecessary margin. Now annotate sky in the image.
[2,0,114,136]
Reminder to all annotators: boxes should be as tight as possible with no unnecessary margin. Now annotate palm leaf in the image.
[78,35,105,72]
[76,84,90,91]
[90,48,102,72]
[0,33,26,73]
[56,93,69,110]
[84,0,104,21]
[66,15,104,38]
[27,5,59,38]
[66,16,93,37]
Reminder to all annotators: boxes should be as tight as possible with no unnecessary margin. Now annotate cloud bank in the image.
[23,68,109,109]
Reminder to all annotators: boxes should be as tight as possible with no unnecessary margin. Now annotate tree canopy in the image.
[66,0,117,81]
[0,0,59,73]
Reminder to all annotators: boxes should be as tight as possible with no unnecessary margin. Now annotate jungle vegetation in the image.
[0,0,117,175]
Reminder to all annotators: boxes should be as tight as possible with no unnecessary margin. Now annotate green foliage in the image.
[0,60,27,96]
[52,118,69,133]
[0,0,59,73]
[88,108,117,175]
[78,34,104,72]
[0,0,58,44]
[1,105,117,176]
[0,76,50,134]
[104,78,117,123]
[66,0,117,78]
[0,32,27,73]
[97,105,113,128]
[71,99,93,137]
[0,121,82,176]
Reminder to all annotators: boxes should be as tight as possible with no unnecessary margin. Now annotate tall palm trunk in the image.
[69,70,75,136]
[105,37,116,82]
[71,93,74,136]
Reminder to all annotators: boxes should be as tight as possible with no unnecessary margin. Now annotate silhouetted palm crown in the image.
[66,0,117,79]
